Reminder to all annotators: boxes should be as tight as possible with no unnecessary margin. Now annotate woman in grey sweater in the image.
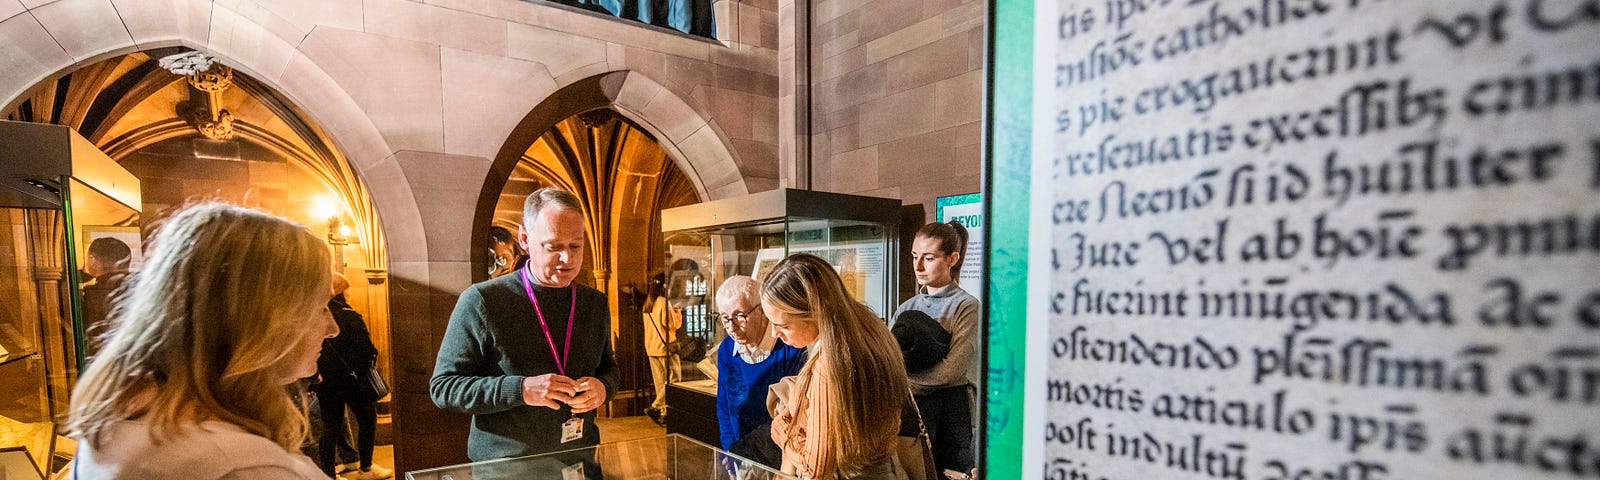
[894,220,980,478]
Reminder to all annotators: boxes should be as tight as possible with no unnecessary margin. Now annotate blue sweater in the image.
[715,336,807,449]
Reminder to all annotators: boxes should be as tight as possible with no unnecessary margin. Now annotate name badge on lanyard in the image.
[521,267,585,443]
[561,417,584,443]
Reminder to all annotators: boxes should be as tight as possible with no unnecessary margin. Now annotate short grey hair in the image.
[522,187,584,225]
[716,275,760,308]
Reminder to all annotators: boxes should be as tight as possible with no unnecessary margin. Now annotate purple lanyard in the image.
[521,266,576,375]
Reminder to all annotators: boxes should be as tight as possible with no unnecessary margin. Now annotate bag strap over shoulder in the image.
[907,387,931,445]
[329,340,357,372]
[905,387,940,480]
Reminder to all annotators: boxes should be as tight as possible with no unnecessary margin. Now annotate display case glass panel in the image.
[664,212,897,383]
[64,178,142,362]
[657,189,901,446]
[404,434,795,480]
[0,206,68,478]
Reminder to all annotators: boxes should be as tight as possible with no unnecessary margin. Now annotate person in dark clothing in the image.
[431,187,619,461]
[81,236,133,353]
[312,273,392,480]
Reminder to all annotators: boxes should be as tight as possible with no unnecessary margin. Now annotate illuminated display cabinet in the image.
[0,121,142,479]
[657,188,901,446]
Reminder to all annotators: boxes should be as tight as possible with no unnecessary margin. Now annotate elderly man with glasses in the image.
[713,275,807,468]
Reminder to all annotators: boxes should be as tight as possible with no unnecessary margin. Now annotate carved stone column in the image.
[24,209,72,417]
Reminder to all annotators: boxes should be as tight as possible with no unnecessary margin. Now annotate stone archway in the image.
[5,47,407,370]
[481,71,747,207]
[474,69,750,279]
[0,2,425,264]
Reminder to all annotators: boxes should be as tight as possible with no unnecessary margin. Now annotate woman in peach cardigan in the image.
[761,254,910,479]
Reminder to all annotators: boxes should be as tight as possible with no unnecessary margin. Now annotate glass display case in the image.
[0,121,142,478]
[405,434,795,480]
[657,189,901,445]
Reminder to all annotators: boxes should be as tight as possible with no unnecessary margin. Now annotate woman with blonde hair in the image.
[761,253,910,479]
[67,202,339,479]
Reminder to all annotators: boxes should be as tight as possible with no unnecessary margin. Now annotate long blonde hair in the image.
[762,254,908,478]
[66,203,332,450]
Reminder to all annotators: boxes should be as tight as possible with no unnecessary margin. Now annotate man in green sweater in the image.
[431,187,619,462]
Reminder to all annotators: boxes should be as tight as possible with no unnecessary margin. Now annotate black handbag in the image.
[357,364,389,401]
[333,349,388,402]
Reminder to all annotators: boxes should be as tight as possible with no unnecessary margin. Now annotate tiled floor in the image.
[596,414,669,444]
[366,415,666,477]
[369,445,395,477]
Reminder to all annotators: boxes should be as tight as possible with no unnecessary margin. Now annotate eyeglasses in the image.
[718,306,760,326]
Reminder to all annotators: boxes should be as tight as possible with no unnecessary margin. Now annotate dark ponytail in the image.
[915,220,969,275]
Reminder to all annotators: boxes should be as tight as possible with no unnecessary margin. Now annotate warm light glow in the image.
[311,195,339,220]
[338,224,353,237]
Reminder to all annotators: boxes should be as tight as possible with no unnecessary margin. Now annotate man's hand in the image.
[567,377,607,413]
[522,373,578,409]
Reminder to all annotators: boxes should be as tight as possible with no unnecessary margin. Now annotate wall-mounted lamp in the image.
[328,217,353,246]
[327,216,359,272]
